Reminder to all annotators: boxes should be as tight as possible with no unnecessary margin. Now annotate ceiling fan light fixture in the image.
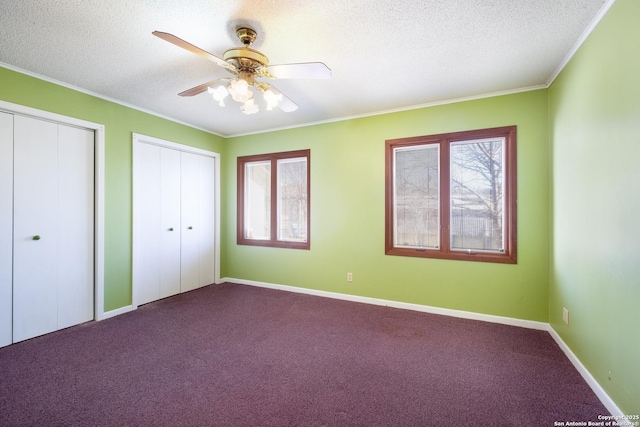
[228,78,253,103]
[208,85,229,106]
[241,98,259,115]
[263,89,282,111]
[209,78,284,114]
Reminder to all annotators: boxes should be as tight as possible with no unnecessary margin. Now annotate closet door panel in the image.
[57,124,94,329]
[134,143,162,305]
[198,156,216,287]
[159,147,181,299]
[13,115,59,342]
[0,113,13,347]
[180,152,201,293]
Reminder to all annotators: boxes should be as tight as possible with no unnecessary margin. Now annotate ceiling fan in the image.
[153,27,331,114]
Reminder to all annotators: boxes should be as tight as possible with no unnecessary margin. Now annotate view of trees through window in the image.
[450,139,504,252]
[386,126,516,263]
[277,157,308,242]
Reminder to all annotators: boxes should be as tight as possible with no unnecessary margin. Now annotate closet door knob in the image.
[188,226,193,230]
[33,235,41,241]
[168,228,174,231]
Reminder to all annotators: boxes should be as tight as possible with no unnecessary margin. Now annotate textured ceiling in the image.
[0,0,611,137]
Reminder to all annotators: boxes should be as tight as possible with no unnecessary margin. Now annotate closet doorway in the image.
[0,101,105,348]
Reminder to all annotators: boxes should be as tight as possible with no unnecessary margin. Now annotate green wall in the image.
[226,90,550,322]
[549,0,640,414]
[0,67,227,311]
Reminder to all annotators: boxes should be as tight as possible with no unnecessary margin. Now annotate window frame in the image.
[237,149,310,250]
[385,126,517,264]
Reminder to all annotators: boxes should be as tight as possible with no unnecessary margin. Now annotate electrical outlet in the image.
[347,272,353,282]
[562,307,569,325]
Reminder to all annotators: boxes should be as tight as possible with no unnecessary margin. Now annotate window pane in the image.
[245,161,271,240]
[450,138,504,252]
[394,145,440,248]
[277,157,307,242]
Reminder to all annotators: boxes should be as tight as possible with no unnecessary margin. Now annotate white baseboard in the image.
[101,304,134,320]
[222,277,621,416]
[222,277,548,330]
[547,326,623,417]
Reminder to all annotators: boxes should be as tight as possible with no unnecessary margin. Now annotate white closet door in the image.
[134,142,162,305]
[13,115,59,342]
[198,155,216,287]
[0,113,13,347]
[159,147,181,299]
[133,138,217,303]
[57,124,94,329]
[180,151,201,292]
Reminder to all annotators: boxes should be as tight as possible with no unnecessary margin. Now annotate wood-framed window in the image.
[385,126,517,264]
[237,149,310,249]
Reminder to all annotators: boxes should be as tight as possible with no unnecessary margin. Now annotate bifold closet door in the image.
[12,115,94,343]
[57,124,94,330]
[180,152,201,292]
[134,143,162,305]
[198,155,216,288]
[159,147,181,299]
[180,152,216,293]
[13,116,60,342]
[0,112,13,347]
[134,143,182,306]
[134,139,215,305]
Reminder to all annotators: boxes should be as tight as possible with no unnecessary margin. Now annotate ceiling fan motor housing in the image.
[223,47,269,68]
[223,28,269,75]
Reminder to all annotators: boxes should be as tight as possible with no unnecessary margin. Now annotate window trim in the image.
[237,149,310,250]
[385,126,517,264]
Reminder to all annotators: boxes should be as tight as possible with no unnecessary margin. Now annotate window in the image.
[385,126,517,263]
[237,149,310,249]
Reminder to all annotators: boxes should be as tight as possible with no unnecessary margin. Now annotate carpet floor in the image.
[0,282,608,426]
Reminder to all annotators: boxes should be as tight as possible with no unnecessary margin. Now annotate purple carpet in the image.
[0,282,608,426]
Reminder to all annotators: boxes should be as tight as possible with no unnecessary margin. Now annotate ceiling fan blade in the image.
[178,79,230,97]
[267,62,331,79]
[264,84,299,112]
[152,31,237,73]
